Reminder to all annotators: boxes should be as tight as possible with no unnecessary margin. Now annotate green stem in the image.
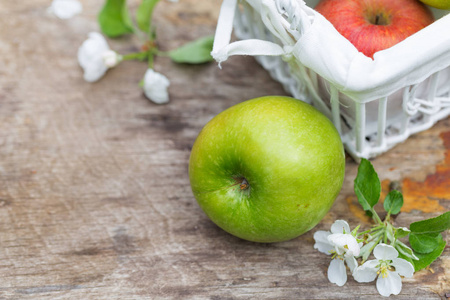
[371,208,383,225]
[366,229,384,242]
[122,52,149,61]
[386,223,396,244]
[148,51,154,69]
[385,212,391,223]
[357,225,384,237]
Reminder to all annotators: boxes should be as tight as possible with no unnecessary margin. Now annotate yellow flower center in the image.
[378,265,389,278]
[377,260,394,278]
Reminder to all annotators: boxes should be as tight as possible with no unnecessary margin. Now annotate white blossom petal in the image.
[392,258,414,278]
[102,50,121,68]
[49,0,82,19]
[143,69,170,104]
[345,256,358,273]
[83,62,108,82]
[78,32,112,82]
[373,244,399,261]
[361,259,379,270]
[328,259,347,286]
[328,233,361,257]
[313,231,333,255]
[352,261,378,283]
[330,220,351,234]
[376,270,402,297]
[78,33,107,69]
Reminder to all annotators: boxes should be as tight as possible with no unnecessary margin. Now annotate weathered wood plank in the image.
[0,0,448,299]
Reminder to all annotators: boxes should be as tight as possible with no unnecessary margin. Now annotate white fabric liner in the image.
[212,0,450,103]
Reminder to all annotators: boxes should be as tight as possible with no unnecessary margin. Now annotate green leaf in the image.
[395,241,419,261]
[354,158,381,212]
[351,224,361,236]
[98,0,134,38]
[410,211,450,235]
[136,0,159,33]
[383,190,403,215]
[409,232,440,254]
[395,227,411,239]
[169,36,215,64]
[359,239,377,261]
[413,234,446,272]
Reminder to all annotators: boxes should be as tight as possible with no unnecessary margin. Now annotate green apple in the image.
[189,96,345,243]
[419,0,450,9]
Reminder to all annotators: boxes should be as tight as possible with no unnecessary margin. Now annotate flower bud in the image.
[143,69,170,104]
[102,50,121,68]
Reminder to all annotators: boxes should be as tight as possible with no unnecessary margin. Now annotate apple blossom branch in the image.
[75,0,215,104]
[313,158,449,297]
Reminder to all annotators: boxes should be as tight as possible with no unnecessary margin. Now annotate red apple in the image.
[315,0,434,58]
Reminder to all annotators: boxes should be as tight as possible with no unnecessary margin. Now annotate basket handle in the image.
[210,0,361,95]
[211,0,306,67]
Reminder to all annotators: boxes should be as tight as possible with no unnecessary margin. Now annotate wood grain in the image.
[0,0,448,299]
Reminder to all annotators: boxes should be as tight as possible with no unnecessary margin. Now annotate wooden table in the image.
[0,1,448,298]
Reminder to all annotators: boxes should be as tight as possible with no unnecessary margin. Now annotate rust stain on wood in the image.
[401,131,449,213]
[381,131,449,213]
[345,196,372,224]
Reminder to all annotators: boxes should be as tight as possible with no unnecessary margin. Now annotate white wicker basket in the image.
[212,0,450,159]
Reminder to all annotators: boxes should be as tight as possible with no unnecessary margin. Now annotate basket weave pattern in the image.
[214,0,450,159]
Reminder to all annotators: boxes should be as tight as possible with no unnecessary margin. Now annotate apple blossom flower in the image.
[353,243,414,297]
[143,69,170,104]
[102,50,122,68]
[48,0,82,19]
[77,32,121,82]
[313,220,361,286]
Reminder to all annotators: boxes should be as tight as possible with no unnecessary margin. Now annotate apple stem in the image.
[239,178,249,190]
